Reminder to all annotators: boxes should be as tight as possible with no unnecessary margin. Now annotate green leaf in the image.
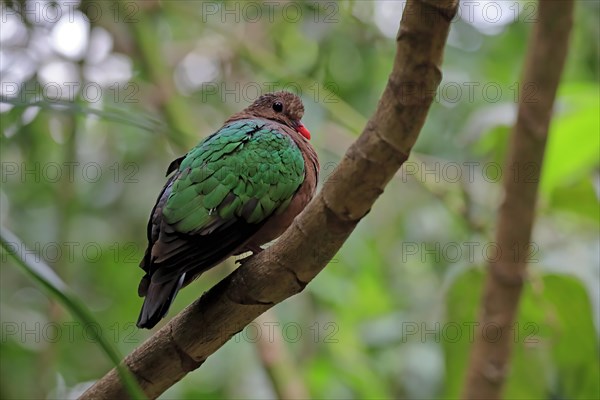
[444,268,599,399]
[549,178,600,223]
[0,227,147,399]
[540,83,600,194]
[539,275,600,399]
[1,96,166,134]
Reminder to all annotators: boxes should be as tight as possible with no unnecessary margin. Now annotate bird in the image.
[136,91,319,329]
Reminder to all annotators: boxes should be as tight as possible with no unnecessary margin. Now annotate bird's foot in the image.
[235,245,264,265]
[247,244,264,254]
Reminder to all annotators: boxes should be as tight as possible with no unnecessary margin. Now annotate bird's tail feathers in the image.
[136,273,186,329]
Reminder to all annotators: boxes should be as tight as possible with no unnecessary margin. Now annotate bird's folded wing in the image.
[146,119,306,284]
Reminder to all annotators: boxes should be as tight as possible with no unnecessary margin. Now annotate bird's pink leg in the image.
[235,244,264,265]
[246,244,264,254]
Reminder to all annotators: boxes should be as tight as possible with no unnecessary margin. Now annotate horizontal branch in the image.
[81,1,458,398]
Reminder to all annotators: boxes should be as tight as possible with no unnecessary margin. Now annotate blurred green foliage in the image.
[1,1,598,399]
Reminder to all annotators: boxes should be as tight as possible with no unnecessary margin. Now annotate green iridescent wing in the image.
[165,119,304,230]
[147,119,305,283]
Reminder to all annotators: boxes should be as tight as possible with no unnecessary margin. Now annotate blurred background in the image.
[1,1,598,399]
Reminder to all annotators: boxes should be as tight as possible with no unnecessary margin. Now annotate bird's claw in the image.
[235,245,264,265]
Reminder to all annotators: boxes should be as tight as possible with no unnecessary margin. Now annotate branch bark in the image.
[462,1,575,399]
[81,1,458,398]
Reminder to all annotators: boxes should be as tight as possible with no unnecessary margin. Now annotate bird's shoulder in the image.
[181,119,302,169]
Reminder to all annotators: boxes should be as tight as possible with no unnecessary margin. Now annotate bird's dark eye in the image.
[272,101,283,113]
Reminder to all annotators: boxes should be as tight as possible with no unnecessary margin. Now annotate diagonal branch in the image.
[462,1,575,399]
[80,1,458,398]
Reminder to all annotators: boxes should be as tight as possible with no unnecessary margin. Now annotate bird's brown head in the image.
[245,91,311,140]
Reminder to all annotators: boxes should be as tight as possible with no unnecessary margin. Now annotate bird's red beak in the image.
[296,123,311,140]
